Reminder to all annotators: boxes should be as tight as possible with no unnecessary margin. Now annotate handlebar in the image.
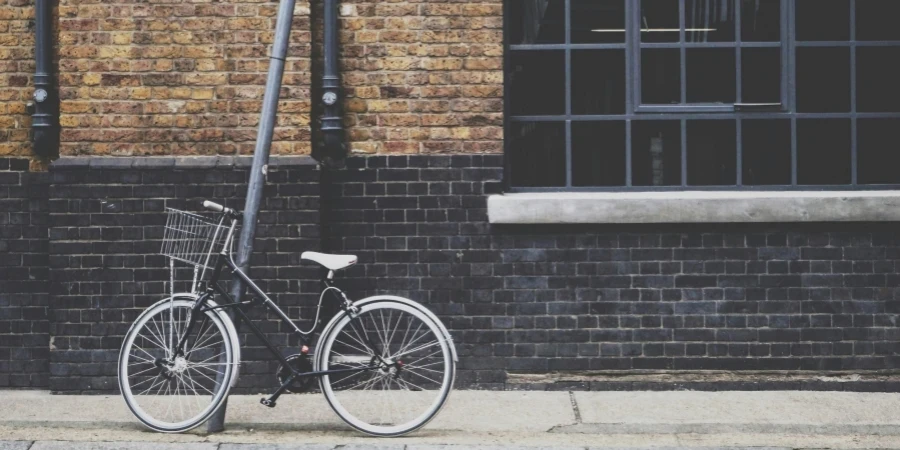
[203,200,242,219]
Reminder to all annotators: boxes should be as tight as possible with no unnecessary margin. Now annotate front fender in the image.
[315,295,458,365]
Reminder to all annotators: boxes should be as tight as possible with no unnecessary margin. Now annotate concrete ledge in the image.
[50,156,316,170]
[488,191,900,224]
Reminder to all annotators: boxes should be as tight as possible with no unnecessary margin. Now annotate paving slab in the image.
[29,443,217,450]
[573,390,900,427]
[0,442,31,450]
[218,445,334,450]
[0,391,574,434]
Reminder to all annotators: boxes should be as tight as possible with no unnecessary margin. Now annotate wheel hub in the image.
[171,356,188,374]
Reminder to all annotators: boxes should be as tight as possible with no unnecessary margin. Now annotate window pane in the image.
[642,49,681,104]
[633,121,682,186]
[509,0,565,45]
[857,0,900,41]
[796,47,851,112]
[859,119,900,185]
[742,47,781,104]
[509,51,566,116]
[572,0,626,44]
[857,47,900,113]
[687,120,737,186]
[797,119,851,186]
[509,122,567,187]
[741,0,781,42]
[743,120,791,185]
[572,50,626,115]
[686,48,736,103]
[685,0,736,42]
[641,0,680,43]
[572,122,627,187]
[796,0,850,41]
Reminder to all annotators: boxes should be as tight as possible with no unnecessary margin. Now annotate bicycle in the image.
[117,201,457,436]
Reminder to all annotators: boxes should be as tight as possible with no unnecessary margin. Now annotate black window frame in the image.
[503,0,900,192]
[632,0,790,113]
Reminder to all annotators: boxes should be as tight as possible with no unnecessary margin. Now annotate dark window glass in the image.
[857,47,900,113]
[572,0,626,44]
[796,47,851,112]
[742,47,781,104]
[686,49,736,104]
[573,50,626,115]
[796,0,850,42]
[633,121,683,186]
[509,122,567,187]
[743,120,791,185]
[640,0,680,43]
[685,0,737,42]
[508,51,566,116]
[687,120,737,186]
[741,0,781,42]
[857,0,900,41]
[573,122,627,187]
[509,0,566,45]
[642,49,681,104]
[859,119,900,185]
[798,119,852,185]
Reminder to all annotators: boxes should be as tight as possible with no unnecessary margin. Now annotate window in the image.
[504,0,900,190]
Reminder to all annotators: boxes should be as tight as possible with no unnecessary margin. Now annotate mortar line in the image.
[569,391,582,424]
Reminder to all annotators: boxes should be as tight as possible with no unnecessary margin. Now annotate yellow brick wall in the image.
[0,0,34,158]
[1,0,504,159]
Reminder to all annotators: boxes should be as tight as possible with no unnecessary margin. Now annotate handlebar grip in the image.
[203,200,225,212]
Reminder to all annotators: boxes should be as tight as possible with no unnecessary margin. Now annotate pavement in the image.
[3,390,900,449]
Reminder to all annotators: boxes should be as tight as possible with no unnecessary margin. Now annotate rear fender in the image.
[315,295,458,365]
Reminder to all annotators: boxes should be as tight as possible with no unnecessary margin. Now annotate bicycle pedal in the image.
[260,398,276,408]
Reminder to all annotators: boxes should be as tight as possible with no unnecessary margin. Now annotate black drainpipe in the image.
[315,0,346,166]
[31,0,59,158]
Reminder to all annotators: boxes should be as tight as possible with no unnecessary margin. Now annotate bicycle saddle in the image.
[301,251,358,271]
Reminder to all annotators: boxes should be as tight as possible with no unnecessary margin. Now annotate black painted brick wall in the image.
[0,158,50,388]
[35,154,900,392]
[47,163,321,393]
[327,155,900,390]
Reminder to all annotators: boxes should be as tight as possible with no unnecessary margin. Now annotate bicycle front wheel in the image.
[118,297,237,433]
[318,300,455,436]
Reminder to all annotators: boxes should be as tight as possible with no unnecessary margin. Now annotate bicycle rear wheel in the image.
[317,300,455,436]
[118,297,237,433]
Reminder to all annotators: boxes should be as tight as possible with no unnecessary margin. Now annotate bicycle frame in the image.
[170,216,386,406]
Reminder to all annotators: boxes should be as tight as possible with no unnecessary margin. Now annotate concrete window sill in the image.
[487,191,900,224]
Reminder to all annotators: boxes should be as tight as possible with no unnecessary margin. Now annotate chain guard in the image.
[276,353,314,394]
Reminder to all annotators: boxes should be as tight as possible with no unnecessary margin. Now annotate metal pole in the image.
[207,0,297,433]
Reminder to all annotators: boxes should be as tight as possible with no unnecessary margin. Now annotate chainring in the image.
[276,353,314,394]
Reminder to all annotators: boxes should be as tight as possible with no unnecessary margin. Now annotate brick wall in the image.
[0,0,34,158]
[327,155,900,390]
[24,154,900,392]
[3,0,503,158]
[337,1,503,155]
[56,0,311,157]
[0,158,49,388]
[47,158,320,393]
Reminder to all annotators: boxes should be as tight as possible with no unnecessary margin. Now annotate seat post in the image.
[326,270,335,280]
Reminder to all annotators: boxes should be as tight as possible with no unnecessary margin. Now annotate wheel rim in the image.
[119,299,233,431]
[320,302,453,435]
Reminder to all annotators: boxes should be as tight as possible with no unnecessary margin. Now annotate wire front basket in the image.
[160,208,228,270]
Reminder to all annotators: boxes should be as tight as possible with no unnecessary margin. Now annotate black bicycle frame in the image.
[171,244,386,406]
